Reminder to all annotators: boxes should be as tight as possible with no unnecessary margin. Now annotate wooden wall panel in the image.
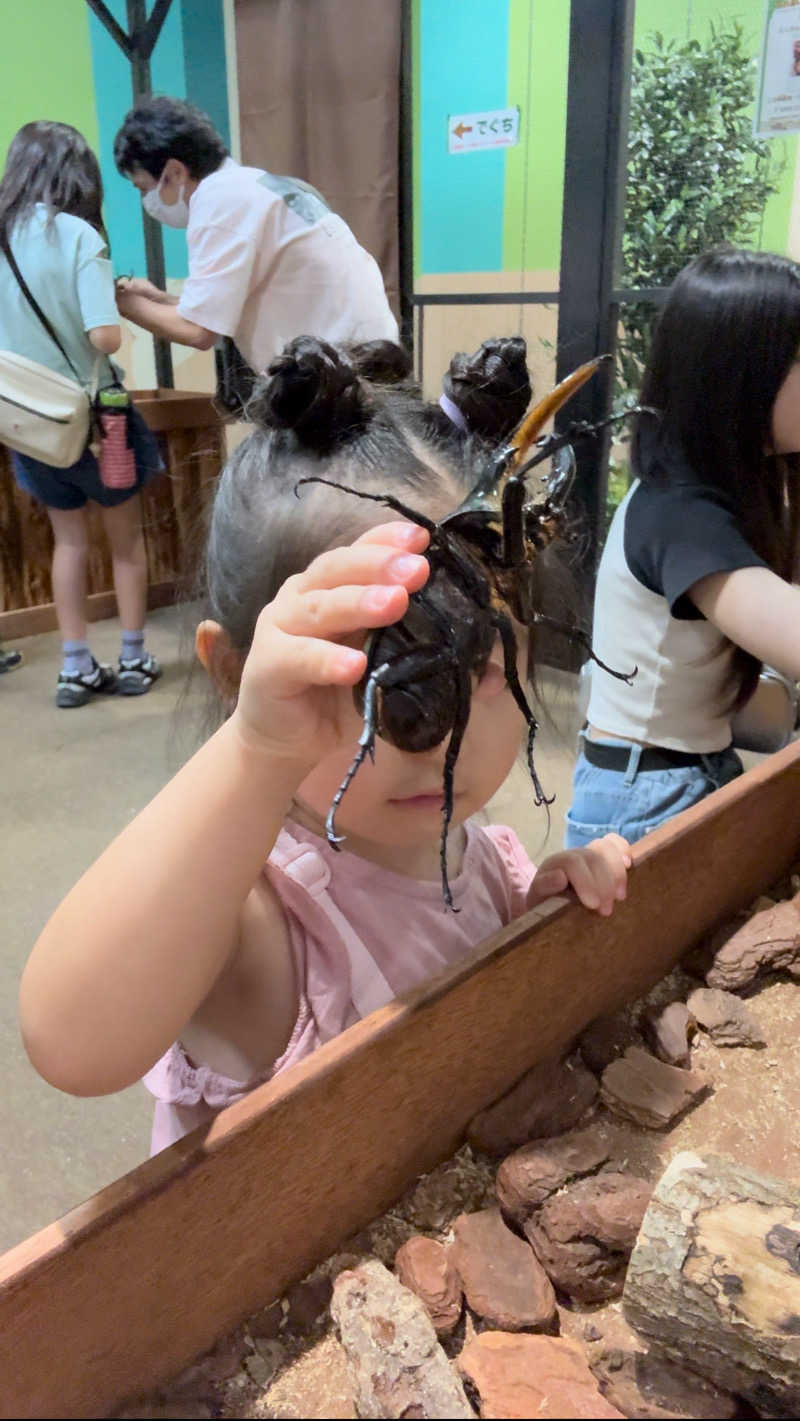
[0,744,799,1418]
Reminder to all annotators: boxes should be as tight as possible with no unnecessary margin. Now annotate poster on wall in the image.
[755,0,800,135]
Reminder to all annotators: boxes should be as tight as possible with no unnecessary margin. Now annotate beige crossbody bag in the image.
[0,229,98,467]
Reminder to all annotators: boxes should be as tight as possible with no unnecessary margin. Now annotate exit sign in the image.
[448,107,520,153]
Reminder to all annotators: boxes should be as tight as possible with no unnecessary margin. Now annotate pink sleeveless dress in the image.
[143,818,536,1153]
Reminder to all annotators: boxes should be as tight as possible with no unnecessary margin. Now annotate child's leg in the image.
[100,493,161,695]
[101,493,147,631]
[48,505,118,706]
[47,505,90,645]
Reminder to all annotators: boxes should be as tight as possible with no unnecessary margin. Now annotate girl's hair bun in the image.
[250,336,371,449]
[346,339,413,385]
[444,335,532,440]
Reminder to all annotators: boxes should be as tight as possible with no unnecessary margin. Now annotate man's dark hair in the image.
[113,96,228,181]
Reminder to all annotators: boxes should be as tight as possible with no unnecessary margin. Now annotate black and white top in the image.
[587,479,767,752]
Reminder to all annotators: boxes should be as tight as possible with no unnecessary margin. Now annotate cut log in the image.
[623,1151,800,1418]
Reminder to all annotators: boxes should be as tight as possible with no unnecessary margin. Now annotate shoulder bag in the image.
[0,229,98,468]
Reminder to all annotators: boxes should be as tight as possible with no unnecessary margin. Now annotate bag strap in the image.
[0,226,86,387]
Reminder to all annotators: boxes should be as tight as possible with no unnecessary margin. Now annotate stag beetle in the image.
[297,355,637,906]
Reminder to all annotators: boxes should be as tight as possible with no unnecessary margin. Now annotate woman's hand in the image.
[231,521,430,770]
[528,833,632,916]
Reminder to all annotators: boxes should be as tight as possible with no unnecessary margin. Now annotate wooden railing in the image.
[1,742,799,1418]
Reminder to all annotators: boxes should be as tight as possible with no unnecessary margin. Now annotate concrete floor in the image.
[1,608,581,1256]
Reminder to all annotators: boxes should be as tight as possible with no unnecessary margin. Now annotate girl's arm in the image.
[21,719,303,1096]
[88,324,122,354]
[527,834,631,916]
[20,523,430,1097]
[689,566,800,678]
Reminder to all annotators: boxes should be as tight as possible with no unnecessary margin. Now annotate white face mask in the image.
[142,174,190,229]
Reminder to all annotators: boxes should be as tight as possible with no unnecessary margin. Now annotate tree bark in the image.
[623,1151,800,1418]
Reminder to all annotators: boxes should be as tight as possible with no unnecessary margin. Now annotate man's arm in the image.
[116,288,217,351]
[115,276,179,307]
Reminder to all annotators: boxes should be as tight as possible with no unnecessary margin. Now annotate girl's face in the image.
[296,629,528,866]
[772,354,800,453]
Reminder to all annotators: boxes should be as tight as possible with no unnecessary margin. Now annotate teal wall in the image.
[88,0,230,280]
[418,2,509,273]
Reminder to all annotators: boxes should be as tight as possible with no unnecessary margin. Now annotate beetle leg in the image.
[491,608,555,808]
[532,614,637,683]
[326,643,455,847]
[500,474,527,568]
[325,666,388,844]
[438,657,472,912]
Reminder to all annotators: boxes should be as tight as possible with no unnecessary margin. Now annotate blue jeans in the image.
[564,735,744,849]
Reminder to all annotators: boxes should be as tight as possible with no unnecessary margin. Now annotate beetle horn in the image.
[441,354,611,538]
[504,353,612,475]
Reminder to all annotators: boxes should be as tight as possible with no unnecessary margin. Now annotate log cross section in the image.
[624,1150,800,1417]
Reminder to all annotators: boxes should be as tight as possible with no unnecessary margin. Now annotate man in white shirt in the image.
[113,96,398,376]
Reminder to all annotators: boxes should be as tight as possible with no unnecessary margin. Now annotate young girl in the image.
[0,121,162,707]
[566,247,800,849]
[20,337,630,1153]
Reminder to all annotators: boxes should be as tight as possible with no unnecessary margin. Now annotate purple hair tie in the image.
[438,392,469,433]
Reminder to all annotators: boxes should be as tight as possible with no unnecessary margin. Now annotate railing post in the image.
[555,0,634,583]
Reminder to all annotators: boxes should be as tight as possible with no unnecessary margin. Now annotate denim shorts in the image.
[564,735,744,850]
[11,407,163,511]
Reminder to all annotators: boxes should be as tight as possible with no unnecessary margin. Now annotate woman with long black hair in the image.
[566,247,800,846]
[0,121,162,707]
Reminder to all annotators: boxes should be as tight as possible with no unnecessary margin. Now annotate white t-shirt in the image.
[588,478,767,753]
[177,158,398,372]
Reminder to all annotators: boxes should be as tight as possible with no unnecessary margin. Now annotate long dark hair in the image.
[0,121,107,241]
[632,247,800,704]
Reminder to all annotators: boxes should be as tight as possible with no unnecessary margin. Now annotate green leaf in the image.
[618,17,785,417]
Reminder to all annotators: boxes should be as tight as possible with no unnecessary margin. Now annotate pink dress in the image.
[143,818,536,1153]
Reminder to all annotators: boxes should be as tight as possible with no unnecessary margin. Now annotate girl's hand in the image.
[528,834,632,916]
[231,521,430,768]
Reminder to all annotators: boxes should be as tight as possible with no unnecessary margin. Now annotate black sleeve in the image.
[624,482,768,620]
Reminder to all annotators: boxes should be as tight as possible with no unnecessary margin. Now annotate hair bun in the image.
[250,336,370,449]
[346,339,413,385]
[443,336,532,440]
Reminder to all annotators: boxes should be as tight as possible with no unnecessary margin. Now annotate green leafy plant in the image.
[620,23,783,390]
[606,22,785,525]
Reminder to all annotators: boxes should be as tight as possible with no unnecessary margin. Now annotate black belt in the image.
[583,739,707,773]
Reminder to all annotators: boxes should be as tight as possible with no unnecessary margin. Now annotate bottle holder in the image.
[99,410,136,490]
